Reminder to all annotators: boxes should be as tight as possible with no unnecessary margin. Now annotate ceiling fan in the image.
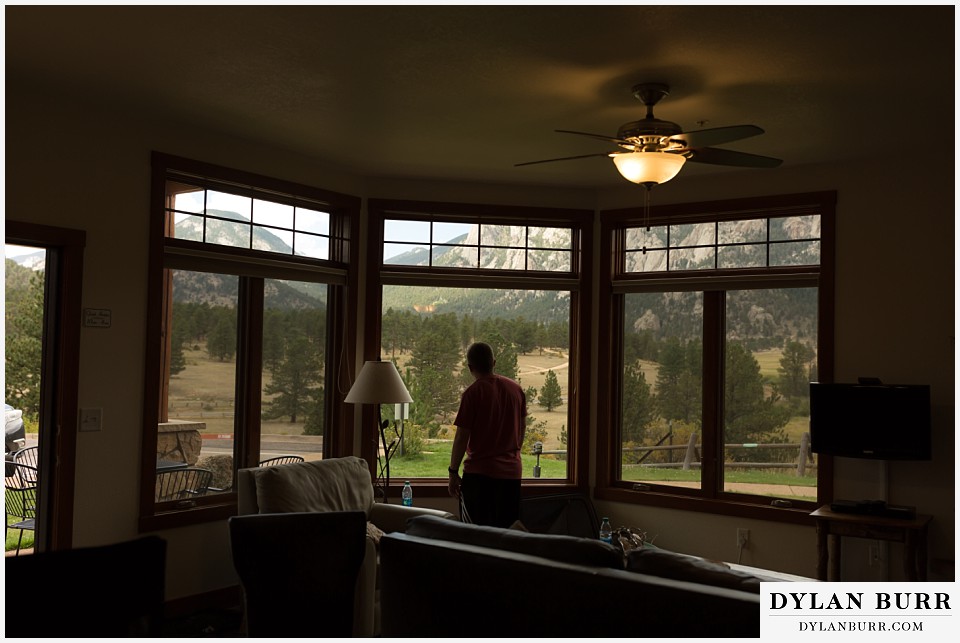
[516,82,782,186]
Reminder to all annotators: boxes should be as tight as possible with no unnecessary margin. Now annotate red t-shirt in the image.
[454,373,526,479]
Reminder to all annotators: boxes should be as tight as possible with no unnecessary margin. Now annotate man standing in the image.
[448,342,526,527]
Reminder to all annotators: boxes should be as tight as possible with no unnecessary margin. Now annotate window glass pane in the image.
[171,184,205,214]
[384,243,428,265]
[722,288,818,501]
[770,215,820,241]
[625,226,668,251]
[206,190,251,219]
[480,224,525,247]
[621,292,703,490]
[253,226,293,254]
[252,199,294,229]
[668,247,714,271]
[433,245,478,268]
[434,222,476,245]
[161,269,238,501]
[385,219,429,243]
[770,240,820,266]
[480,246,526,270]
[528,226,571,249]
[173,214,204,242]
[625,249,667,273]
[206,217,251,249]
[718,244,766,269]
[670,222,715,248]
[295,207,329,235]
[719,219,766,245]
[294,232,329,260]
[381,285,572,480]
[261,279,328,464]
[528,249,571,272]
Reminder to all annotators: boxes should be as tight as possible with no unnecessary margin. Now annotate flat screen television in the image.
[809,382,932,460]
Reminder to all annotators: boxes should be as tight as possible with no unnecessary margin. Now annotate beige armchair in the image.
[236,456,454,637]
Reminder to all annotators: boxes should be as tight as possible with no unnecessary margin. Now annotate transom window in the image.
[383,218,573,272]
[167,184,336,259]
[624,215,821,272]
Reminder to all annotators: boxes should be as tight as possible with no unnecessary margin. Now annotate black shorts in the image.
[459,473,521,528]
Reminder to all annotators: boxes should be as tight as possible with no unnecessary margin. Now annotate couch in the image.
[380,515,762,638]
[236,456,454,636]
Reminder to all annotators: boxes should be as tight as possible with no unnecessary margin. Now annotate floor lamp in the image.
[344,360,413,503]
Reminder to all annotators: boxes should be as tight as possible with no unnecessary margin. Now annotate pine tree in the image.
[263,332,322,423]
[538,369,563,411]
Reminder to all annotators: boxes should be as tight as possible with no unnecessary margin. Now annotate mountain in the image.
[172,209,326,309]
[4,249,45,271]
[386,227,572,272]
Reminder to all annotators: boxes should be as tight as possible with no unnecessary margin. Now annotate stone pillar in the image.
[157,421,205,465]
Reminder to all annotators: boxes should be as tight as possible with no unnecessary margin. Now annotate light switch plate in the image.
[79,408,102,432]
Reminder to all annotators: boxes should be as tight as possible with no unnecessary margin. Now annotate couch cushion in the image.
[253,456,374,515]
[405,515,623,568]
[625,548,762,593]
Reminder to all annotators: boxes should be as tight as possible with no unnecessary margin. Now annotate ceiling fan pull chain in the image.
[643,183,653,231]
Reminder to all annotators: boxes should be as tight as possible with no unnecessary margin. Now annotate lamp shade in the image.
[611,151,686,185]
[344,360,413,404]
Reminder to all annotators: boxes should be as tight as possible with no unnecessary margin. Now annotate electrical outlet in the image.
[737,528,750,548]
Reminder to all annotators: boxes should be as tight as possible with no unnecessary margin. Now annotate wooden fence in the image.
[543,432,817,477]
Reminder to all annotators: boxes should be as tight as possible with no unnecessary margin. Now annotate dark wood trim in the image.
[153,151,361,211]
[700,290,724,496]
[5,220,86,551]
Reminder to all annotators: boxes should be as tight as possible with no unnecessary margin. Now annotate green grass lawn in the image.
[5,514,35,552]
[389,440,569,480]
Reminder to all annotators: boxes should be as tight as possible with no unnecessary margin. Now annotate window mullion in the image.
[235,276,264,471]
[700,290,725,497]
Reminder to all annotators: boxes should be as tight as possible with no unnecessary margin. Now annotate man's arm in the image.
[448,425,470,498]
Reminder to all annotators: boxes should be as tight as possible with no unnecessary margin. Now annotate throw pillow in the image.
[366,521,385,545]
[405,515,623,569]
[625,548,762,594]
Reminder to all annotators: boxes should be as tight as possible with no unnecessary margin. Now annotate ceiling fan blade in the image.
[515,152,612,167]
[671,125,764,149]
[555,129,631,146]
[686,147,783,168]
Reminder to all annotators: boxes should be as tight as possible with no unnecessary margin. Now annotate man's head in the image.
[466,342,495,376]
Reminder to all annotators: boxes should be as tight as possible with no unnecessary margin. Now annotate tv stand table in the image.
[810,505,932,581]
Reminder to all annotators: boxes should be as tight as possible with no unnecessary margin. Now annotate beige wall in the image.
[5,82,953,599]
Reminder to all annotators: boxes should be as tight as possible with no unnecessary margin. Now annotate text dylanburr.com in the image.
[761,582,954,640]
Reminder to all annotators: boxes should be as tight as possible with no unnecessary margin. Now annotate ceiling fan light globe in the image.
[611,152,686,185]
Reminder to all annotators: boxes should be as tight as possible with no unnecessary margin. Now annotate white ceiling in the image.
[5,4,955,188]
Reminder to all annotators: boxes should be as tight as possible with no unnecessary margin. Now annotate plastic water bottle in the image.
[599,517,613,544]
[401,481,413,506]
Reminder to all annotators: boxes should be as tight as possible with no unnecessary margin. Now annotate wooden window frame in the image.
[139,153,359,531]
[364,199,594,498]
[596,191,836,524]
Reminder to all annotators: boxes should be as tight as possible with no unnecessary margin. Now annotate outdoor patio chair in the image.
[155,466,215,503]
[12,446,39,484]
[5,462,37,555]
[229,511,366,637]
[257,455,304,467]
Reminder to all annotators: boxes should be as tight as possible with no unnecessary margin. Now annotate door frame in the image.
[6,220,85,551]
